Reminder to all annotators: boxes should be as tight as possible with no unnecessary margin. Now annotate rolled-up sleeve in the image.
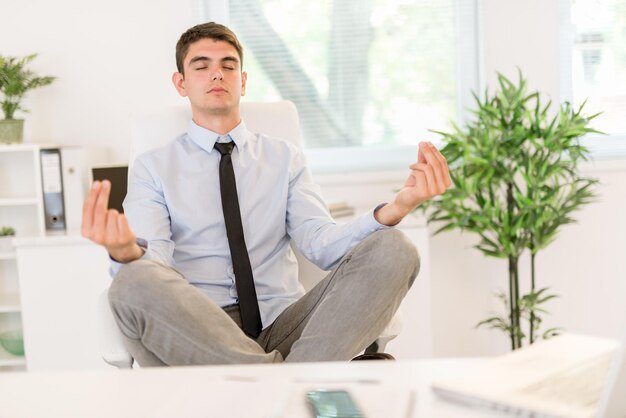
[285,149,390,271]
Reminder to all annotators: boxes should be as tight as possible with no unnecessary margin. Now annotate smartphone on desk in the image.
[306,389,364,418]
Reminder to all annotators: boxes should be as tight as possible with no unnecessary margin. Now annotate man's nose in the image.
[211,69,223,81]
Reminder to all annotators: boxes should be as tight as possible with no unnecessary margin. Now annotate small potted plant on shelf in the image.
[0,54,55,144]
[0,226,16,253]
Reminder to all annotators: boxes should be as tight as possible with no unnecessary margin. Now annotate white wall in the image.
[1,0,202,162]
[481,0,569,101]
[2,0,624,358]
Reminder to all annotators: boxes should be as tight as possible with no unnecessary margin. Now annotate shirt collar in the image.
[187,119,250,154]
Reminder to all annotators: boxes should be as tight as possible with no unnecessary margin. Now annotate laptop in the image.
[432,332,626,418]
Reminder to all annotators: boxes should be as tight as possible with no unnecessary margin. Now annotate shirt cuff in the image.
[108,238,149,278]
[352,202,392,240]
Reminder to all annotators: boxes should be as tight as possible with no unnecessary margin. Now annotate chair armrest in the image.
[379,310,403,339]
[372,311,403,353]
[98,288,134,369]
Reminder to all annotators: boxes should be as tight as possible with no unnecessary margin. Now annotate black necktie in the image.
[214,140,262,338]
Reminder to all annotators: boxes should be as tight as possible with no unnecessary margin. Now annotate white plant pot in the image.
[0,236,15,253]
[0,119,24,144]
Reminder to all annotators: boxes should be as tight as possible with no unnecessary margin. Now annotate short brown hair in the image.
[175,22,244,75]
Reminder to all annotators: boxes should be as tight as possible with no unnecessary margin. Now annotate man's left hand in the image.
[375,141,451,226]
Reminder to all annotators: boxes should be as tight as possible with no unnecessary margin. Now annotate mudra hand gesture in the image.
[375,141,452,225]
[81,180,143,263]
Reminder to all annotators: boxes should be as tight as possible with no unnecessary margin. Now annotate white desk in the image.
[0,358,505,417]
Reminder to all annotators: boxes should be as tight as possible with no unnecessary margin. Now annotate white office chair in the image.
[98,101,402,368]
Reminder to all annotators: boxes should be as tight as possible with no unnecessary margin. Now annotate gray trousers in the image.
[108,229,420,366]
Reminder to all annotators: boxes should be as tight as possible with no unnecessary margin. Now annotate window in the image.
[571,0,626,137]
[224,0,480,172]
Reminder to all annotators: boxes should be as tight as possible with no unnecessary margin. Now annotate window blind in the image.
[571,0,626,136]
[227,0,480,158]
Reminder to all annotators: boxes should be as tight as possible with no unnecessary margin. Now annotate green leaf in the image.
[542,327,563,339]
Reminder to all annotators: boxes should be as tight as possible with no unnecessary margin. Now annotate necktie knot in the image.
[214,141,235,156]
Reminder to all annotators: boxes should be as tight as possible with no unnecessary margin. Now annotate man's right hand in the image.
[81,180,144,263]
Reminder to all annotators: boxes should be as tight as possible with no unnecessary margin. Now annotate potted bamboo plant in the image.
[421,71,600,350]
[0,54,55,144]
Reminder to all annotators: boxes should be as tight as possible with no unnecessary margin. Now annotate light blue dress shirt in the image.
[110,119,389,328]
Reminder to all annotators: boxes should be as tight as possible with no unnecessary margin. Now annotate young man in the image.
[81,22,451,366]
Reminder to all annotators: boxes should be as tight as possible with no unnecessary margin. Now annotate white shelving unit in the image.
[0,293,21,312]
[0,143,47,370]
[0,143,109,371]
[0,251,16,261]
[0,198,40,207]
[0,346,26,367]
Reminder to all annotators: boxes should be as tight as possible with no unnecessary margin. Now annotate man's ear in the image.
[172,72,187,97]
[241,71,247,96]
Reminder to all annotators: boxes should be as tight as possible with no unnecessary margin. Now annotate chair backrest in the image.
[129,100,302,167]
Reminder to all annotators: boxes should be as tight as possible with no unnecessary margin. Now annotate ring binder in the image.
[40,148,66,233]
